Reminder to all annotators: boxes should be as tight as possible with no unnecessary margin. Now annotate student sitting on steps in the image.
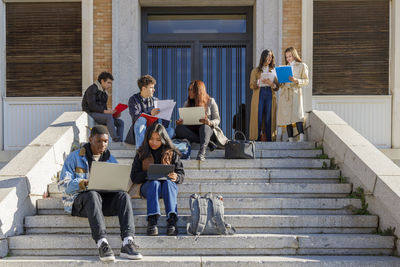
[58,125,142,262]
[130,123,185,236]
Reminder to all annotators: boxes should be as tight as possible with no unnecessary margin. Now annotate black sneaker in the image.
[166,213,178,236]
[147,215,159,236]
[120,239,143,260]
[98,241,115,262]
[208,141,217,152]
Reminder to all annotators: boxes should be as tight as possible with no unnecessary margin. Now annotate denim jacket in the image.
[58,145,117,214]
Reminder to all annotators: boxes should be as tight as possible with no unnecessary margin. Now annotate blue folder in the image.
[275,66,293,83]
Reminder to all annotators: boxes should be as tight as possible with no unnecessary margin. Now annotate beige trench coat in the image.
[249,67,278,141]
[276,62,309,126]
[184,98,228,147]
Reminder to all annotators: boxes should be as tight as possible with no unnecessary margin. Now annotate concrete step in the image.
[48,183,352,198]
[108,141,317,151]
[37,197,362,216]
[111,149,324,159]
[2,256,400,267]
[24,214,379,235]
[117,158,331,169]
[184,169,340,183]
[7,234,394,256]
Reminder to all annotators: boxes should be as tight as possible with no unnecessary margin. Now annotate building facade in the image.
[0,0,399,149]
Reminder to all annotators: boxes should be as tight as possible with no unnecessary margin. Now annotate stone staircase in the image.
[3,142,400,266]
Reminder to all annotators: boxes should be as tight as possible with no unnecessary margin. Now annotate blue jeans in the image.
[140,180,178,218]
[258,86,272,141]
[134,117,175,147]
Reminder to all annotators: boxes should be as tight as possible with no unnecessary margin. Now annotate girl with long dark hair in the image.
[249,49,279,141]
[130,123,184,236]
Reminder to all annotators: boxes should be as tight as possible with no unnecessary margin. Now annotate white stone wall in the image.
[0,112,91,246]
[307,110,400,255]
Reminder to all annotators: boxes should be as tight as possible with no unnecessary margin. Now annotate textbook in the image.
[112,103,128,117]
[275,66,293,83]
[139,113,159,126]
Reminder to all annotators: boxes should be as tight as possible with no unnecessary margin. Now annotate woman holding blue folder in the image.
[276,47,309,142]
[249,49,279,141]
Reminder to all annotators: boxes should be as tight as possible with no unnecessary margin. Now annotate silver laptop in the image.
[178,107,205,125]
[88,161,131,191]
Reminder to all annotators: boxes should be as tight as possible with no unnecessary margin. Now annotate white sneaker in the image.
[299,133,305,142]
[288,137,294,142]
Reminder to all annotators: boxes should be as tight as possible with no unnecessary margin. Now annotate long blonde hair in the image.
[284,47,302,65]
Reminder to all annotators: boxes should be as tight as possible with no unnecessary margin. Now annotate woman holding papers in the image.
[249,49,279,141]
[276,47,309,142]
[130,123,184,236]
[175,80,228,161]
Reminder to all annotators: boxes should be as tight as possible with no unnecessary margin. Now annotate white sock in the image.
[123,236,134,246]
[97,238,108,248]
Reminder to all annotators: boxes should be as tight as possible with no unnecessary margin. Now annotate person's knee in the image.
[134,117,147,130]
[85,191,102,203]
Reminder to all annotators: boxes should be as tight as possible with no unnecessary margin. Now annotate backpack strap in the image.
[210,195,228,234]
[195,196,208,235]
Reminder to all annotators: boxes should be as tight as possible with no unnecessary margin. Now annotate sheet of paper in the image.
[178,107,206,125]
[154,99,176,121]
[259,72,276,87]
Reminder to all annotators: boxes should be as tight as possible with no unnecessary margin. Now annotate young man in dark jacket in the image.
[82,72,124,142]
[58,125,142,262]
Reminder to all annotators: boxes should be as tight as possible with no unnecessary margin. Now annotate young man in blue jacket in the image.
[58,125,142,262]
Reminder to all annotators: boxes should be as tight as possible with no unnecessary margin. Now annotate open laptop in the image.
[146,164,175,181]
[87,161,131,191]
[178,107,205,125]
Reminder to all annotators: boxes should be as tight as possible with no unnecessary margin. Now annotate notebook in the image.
[146,164,175,181]
[87,161,131,191]
[178,107,205,125]
[113,103,128,118]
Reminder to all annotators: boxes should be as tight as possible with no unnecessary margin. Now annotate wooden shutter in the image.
[313,0,389,95]
[6,2,82,97]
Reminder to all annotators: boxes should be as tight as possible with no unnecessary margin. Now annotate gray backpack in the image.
[186,193,235,235]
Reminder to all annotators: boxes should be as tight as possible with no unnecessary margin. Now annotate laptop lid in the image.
[178,107,205,125]
[147,164,175,181]
[88,161,131,191]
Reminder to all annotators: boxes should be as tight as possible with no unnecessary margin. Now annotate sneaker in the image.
[98,241,115,262]
[120,239,143,260]
[288,137,294,142]
[166,213,178,236]
[147,215,159,236]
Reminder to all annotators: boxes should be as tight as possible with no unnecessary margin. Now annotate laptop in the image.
[178,107,205,125]
[87,161,131,191]
[146,164,175,181]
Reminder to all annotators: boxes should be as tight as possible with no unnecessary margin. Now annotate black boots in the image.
[208,140,217,152]
[196,145,207,161]
[166,213,178,236]
[147,214,178,236]
[147,215,159,236]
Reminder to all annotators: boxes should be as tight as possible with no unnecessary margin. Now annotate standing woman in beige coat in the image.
[249,49,279,141]
[276,47,309,142]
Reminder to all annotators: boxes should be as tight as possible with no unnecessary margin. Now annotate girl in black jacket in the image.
[130,123,184,236]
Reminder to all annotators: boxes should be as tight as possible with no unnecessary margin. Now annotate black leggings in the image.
[286,122,304,138]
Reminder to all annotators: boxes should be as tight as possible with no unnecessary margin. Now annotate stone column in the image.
[82,0,93,91]
[0,1,5,150]
[253,0,282,66]
[391,0,400,148]
[302,0,313,112]
[112,0,141,137]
